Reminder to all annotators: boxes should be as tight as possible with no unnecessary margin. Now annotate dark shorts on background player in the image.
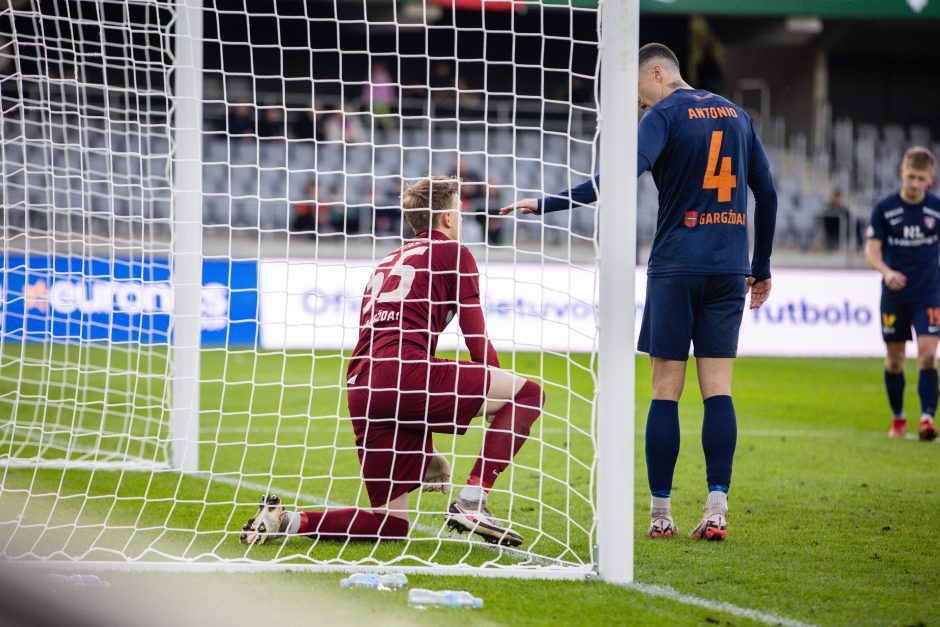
[880,290,940,343]
[346,352,490,507]
[638,274,746,361]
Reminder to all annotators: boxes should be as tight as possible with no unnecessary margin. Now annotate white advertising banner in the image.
[259,260,894,358]
[258,259,599,353]
[737,268,887,357]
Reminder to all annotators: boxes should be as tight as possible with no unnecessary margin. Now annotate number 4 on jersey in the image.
[703,130,737,203]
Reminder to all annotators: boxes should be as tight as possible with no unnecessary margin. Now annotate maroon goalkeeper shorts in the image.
[346,354,490,508]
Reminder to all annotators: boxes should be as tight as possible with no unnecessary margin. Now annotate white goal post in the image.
[596,0,638,585]
[0,0,637,581]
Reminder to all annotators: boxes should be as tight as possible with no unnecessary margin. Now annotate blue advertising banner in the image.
[0,256,258,346]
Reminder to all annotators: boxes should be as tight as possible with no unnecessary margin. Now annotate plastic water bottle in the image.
[407,588,483,609]
[339,572,408,590]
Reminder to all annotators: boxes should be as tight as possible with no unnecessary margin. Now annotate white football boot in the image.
[239,494,286,545]
[445,496,523,547]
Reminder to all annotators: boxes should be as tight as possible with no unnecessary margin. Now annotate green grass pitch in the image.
[0,345,937,625]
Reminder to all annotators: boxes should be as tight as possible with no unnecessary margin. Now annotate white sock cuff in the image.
[651,496,671,513]
[459,485,486,504]
[705,491,728,513]
[284,511,301,535]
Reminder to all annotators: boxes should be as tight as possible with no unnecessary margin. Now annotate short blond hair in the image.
[903,146,937,173]
[401,176,459,234]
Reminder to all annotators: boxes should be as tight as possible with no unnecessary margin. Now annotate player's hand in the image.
[499,198,540,215]
[746,277,772,310]
[884,270,907,291]
[421,448,452,493]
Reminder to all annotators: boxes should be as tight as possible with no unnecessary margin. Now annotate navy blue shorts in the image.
[638,274,747,361]
[880,290,940,343]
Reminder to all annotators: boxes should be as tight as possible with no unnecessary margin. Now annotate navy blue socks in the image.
[918,368,938,417]
[702,395,737,494]
[645,400,680,498]
[885,370,905,417]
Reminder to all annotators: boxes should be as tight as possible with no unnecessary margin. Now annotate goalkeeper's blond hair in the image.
[401,176,460,234]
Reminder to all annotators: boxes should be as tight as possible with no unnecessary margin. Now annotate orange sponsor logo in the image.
[25,280,49,312]
[697,211,745,226]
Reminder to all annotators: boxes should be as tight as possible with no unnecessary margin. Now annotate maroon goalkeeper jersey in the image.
[347,230,481,378]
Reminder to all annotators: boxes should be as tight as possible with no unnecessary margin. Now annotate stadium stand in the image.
[3,96,935,255]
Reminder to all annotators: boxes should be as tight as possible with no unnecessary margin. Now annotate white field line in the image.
[209,478,814,626]
[630,583,814,627]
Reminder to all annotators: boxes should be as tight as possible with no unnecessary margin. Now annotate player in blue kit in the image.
[501,43,777,541]
[865,147,940,442]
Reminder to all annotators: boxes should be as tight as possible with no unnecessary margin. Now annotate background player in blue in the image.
[501,43,777,542]
[864,147,940,442]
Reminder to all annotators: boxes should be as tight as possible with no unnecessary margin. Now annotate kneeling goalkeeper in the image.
[241,176,543,548]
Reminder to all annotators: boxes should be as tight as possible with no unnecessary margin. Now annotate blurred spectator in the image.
[322,106,343,142]
[323,105,366,143]
[455,159,483,208]
[362,62,396,130]
[430,60,455,113]
[454,159,503,243]
[823,189,850,251]
[345,188,370,235]
[484,178,505,244]
[456,77,482,111]
[375,179,403,237]
[291,181,322,237]
[290,98,324,141]
[552,76,594,104]
[227,104,255,140]
[696,49,724,95]
[326,185,346,233]
[571,76,594,103]
[258,107,285,139]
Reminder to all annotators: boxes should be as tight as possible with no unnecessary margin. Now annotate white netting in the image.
[0,0,602,574]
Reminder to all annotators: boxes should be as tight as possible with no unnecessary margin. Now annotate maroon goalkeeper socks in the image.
[296,508,408,541]
[469,379,544,487]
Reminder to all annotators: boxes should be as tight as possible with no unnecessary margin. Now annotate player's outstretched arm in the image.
[499,197,540,215]
[458,295,500,368]
[499,175,600,215]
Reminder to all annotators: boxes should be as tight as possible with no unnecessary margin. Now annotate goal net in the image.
[0,0,620,577]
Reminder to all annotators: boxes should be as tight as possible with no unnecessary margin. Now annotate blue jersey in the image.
[639,89,771,277]
[540,88,777,281]
[868,190,940,298]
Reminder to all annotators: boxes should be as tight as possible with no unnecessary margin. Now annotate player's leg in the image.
[639,276,697,538]
[243,369,423,545]
[646,357,685,538]
[277,492,410,542]
[687,275,747,542]
[448,366,543,546]
[240,490,411,545]
[915,336,939,441]
[690,357,735,541]
[912,302,940,441]
[882,293,910,437]
[468,367,541,487]
[885,342,908,437]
